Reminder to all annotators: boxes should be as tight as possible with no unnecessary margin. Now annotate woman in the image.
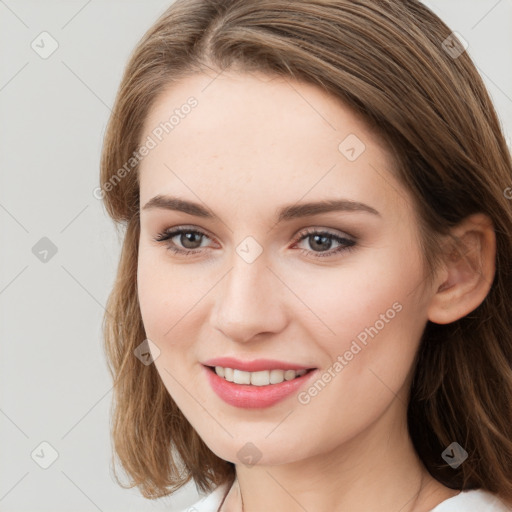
[99,1,512,510]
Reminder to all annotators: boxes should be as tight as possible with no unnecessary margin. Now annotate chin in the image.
[200,432,307,468]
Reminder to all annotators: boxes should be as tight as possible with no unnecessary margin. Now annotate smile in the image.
[203,365,318,409]
[212,366,309,386]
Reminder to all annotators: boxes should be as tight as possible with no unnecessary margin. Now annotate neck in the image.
[221,400,457,512]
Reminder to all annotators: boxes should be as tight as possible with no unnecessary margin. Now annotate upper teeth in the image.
[215,366,308,386]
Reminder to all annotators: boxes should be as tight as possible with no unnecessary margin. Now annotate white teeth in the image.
[251,370,270,386]
[284,369,296,381]
[269,369,284,384]
[233,369,251,385]
[214,366,308,385]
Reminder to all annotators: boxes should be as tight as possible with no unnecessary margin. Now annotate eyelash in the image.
[153,226,357,259]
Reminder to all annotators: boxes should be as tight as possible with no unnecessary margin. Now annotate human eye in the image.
[153,225,214,256]
[153,225,357,259]
[292,227,356,258]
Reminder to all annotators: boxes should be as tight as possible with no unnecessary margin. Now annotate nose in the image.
[210,252,288,344]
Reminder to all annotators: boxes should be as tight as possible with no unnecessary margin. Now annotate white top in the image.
[181,482,512,512]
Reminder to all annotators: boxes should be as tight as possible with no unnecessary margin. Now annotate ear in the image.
[427,213,496,325]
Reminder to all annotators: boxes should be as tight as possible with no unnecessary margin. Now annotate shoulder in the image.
[179,482,231,512]
[430,489,512,511]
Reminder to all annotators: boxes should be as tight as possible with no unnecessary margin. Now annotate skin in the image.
[136,71,496,512]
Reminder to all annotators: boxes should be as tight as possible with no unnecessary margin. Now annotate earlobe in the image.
[427,213,496,325]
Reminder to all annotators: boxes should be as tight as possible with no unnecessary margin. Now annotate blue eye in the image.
[153,226,356,259]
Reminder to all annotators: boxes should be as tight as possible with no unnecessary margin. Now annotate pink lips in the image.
[202,357,317,409]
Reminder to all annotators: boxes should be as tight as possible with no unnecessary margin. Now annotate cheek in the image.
[284,244,424,346]
[137,247,204,343]
[284,244,427,405]
[137,254,169,339]
[302,252,426,405]
[137,251,206,410]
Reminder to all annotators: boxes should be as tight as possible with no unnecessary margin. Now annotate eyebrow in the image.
[141,195,381,222]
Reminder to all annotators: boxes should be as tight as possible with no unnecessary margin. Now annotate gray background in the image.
[0,1,511,510]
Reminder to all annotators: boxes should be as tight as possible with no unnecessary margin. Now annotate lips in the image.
[202,358,319,408]
[204,366,318,408]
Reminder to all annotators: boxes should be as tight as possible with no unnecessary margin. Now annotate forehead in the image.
[138,71,410,221]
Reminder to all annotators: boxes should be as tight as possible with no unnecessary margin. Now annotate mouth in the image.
[204,365,316,386]
[203,363,319,408]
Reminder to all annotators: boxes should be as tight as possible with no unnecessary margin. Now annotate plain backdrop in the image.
[0,1,511,511]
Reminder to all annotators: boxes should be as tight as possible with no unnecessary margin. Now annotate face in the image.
[137,71,434,466]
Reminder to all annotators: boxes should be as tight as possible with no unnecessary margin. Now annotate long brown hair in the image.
[100,0,512,502]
